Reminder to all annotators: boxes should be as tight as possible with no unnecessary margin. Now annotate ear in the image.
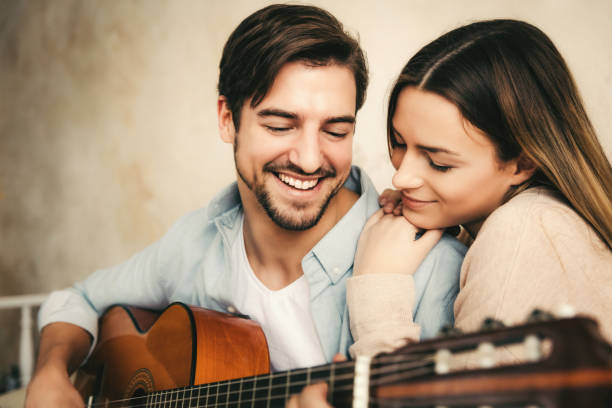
[509,153,537,186]
[218,96,235,144]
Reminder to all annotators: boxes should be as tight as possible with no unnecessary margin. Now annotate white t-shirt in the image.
[228,214,327,372]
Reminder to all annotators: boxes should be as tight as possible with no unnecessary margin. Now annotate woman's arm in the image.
[348,209,443,357]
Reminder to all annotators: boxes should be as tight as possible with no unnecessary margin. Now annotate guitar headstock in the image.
[369,310,612,407]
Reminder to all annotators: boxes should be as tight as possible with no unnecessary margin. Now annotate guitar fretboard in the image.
[143,361,357,408]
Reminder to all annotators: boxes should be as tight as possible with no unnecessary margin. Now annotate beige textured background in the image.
[0,0,610,384]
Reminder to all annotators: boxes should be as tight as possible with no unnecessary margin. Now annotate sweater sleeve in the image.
[347,274,420,358]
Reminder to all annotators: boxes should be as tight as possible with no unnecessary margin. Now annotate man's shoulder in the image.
[204,181,242,219]
[162,182,242,243]
[418,233,467,279]
[434,233,468,257]
[308,167,379,276]
[346,166,380,214]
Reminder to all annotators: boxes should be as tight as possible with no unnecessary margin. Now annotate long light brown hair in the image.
[387,19,612,250]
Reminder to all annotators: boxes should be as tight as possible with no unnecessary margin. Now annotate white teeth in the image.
[278,174,318,190]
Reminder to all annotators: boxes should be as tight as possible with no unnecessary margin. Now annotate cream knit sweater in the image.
[348,188,612,358]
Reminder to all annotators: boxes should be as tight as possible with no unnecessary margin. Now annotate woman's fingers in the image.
[392,202,403,216]
[379,189,402,214]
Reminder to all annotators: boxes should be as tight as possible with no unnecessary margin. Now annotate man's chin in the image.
[266,206,324,231]
[257,180,341,230]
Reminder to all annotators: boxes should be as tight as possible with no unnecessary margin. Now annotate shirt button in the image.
[227,306,236,314]
[332,267,341,275]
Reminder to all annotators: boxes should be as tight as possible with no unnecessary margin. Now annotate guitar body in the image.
[75,303,270,405]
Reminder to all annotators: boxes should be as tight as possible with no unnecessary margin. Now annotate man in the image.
[25,4,466,407]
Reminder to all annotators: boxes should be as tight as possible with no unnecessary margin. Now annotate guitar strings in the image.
[89,364,433,408]
[87,353,437,408]
[87,355,436,407]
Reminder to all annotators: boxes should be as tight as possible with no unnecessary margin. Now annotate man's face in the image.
[219,61,357,230]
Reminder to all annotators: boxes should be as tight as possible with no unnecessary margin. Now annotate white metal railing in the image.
[0,294,48,386]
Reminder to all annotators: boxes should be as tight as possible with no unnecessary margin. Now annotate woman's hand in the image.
[378,188,403,215]
[354,209,443,276]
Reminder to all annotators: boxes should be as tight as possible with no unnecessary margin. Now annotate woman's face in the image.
[390,87,530,235]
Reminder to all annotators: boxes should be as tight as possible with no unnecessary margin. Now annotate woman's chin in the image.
[401,209,453,231]
[401,211,435,230]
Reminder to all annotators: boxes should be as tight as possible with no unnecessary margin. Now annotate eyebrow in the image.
[325,115,355,125]
[416,144,459,156]
[258,109,355,125]
[391,127,459,155]
[258,109,297,120]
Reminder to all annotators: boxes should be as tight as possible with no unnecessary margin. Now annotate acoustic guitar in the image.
[75,302,612,407]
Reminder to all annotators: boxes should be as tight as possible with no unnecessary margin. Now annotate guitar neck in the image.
[141,350,437,407]
[143,361,359,407]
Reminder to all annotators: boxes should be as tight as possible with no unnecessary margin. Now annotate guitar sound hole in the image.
[128,388,147,408]
[123,368,155,407]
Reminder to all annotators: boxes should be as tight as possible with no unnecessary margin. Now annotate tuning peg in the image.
[434,348,451,375]
[477,341,495,368]
[555,303,576,318]
[526,308,555,323]
[480,317,505,331]
[437,324,462,337]
[524,334,542,362]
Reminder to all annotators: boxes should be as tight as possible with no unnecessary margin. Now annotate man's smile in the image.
[277,173,320,190]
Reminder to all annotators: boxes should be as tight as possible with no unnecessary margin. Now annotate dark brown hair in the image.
[387,19,612,249]
[218,4,368,129]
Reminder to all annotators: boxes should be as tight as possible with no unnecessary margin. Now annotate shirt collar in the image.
[309,166,380,284]
[209,166,380,284]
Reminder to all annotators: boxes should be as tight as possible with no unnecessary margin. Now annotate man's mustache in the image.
[263,162,336,178]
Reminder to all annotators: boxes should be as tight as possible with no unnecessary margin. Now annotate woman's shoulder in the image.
[484,187,575,231]
[478,187,608,255]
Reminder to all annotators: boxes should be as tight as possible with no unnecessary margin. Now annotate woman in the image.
[349,18,612,359]
[348,20,612,354]
[287,17,612,408]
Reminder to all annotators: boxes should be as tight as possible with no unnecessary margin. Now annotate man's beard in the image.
[235,155,342,231]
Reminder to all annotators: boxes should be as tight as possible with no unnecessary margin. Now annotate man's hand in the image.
[25,322,92,408]
[25,360,85,408]
[285,354,346,408]
[286,382,330,408]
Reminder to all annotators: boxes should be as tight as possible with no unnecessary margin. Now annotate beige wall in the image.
[0,0,610,376]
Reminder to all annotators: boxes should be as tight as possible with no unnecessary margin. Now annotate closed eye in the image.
[428,157,452,172]
[265,125,292,133]
[325,130,348,138]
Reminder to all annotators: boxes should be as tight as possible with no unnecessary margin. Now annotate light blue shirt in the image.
[39,166,466,363]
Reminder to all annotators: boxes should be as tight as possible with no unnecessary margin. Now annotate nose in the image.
[288,129,323,174]
[392,154,424,190]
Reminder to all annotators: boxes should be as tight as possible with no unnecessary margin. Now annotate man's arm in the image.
[25,207,209,407]
[25,322,92,408]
